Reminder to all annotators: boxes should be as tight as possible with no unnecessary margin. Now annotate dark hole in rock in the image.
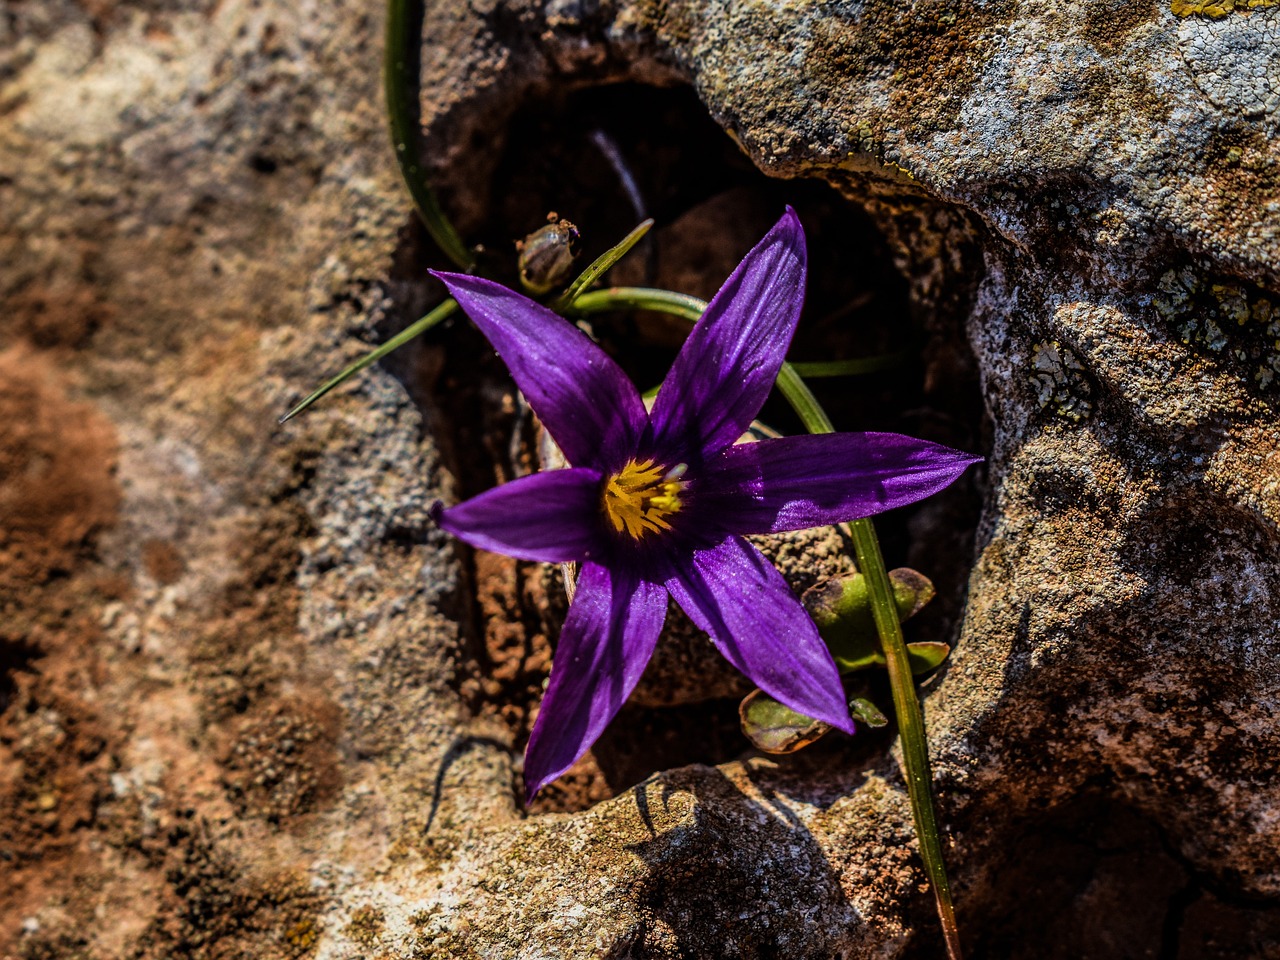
[380,82,985,813]
[248,152,278,174]
[0,636,43,715]
[926,794,1280,960]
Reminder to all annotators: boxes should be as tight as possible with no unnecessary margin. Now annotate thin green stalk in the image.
[774,363,837,433]
[776,367,964,960]
[788,353,905,378]
[279,298,459,423]
[575,285,963,960]
[385,0,474,270]
[569,286,706,324]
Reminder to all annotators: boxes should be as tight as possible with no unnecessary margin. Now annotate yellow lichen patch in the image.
[1171,0,1279,17]
[602,459,687,539]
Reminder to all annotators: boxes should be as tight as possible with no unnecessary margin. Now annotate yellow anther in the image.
[602,458,687,539]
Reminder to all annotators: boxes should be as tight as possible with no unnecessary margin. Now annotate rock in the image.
[3,0,1280,957]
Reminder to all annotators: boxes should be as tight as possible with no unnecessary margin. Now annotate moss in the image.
[1196,128,1280,251]
[627,0,696,47]
[1081,0,1159,47]
[283,917,319,954]
[132,834,325,960]
[407,907,483,960]
[806,0,1019,138]
[18,932,98,960]
[220,695,343,824]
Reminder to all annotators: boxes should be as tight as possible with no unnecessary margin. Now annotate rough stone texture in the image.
[3,1,1280,959]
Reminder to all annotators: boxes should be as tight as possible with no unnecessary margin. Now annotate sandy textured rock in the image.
[3,0,1279,958]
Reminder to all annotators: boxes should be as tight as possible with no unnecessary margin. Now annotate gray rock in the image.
[3,0,1279,957]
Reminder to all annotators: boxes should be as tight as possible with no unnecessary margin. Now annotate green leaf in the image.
[826,636,882,674]
[385,0,474,269]
[554,219,654,311]
[279,298,459,423]
[848,696,889,729]
[741,688,891,753]
[907,642,951,674]
[802,568,936,674]
[887,567,936,619]
[738,689,831,755]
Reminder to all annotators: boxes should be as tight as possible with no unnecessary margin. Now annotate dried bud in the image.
[516,213,579,295]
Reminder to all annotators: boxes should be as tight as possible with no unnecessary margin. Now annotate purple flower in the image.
[432,208,980,800]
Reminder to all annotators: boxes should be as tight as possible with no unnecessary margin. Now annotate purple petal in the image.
[695,432,982,534]
[434,272,648,472]
[433,467,607,563]
[664,535,854,734]
[523,561,667,800]
[648,208,807,465]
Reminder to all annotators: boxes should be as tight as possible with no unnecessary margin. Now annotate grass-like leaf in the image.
[279,298,459,423]
[385,0,474,270]
[553,219,653,312]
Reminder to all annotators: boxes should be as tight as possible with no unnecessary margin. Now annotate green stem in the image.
[774,363,837,433]
[774,365,964,960]
[574,285,963,960]
[847,519,963,960]
[279,298,459,423]
[385,0,474,270]
[788,353,906,378]
[569,286,706,324]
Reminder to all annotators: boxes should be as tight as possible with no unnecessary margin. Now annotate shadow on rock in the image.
[623,763,874,959]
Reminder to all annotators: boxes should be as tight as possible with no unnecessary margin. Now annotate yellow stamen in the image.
[602,458,688,539]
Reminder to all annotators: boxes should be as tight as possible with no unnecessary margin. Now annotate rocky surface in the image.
[3,0,1279,958]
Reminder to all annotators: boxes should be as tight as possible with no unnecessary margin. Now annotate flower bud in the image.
[517,213,579,295]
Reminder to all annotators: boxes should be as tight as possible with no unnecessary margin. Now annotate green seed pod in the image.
[517,214,579,295]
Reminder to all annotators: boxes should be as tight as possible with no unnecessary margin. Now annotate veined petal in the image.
[523,562,667,800]
[665,535,854,734]
[695,432,982,534]
[432,467,607,563]
[648,208,806,464]
[434,272,648,472]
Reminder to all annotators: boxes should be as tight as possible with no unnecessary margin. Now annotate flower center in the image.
[602,459,688,539]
